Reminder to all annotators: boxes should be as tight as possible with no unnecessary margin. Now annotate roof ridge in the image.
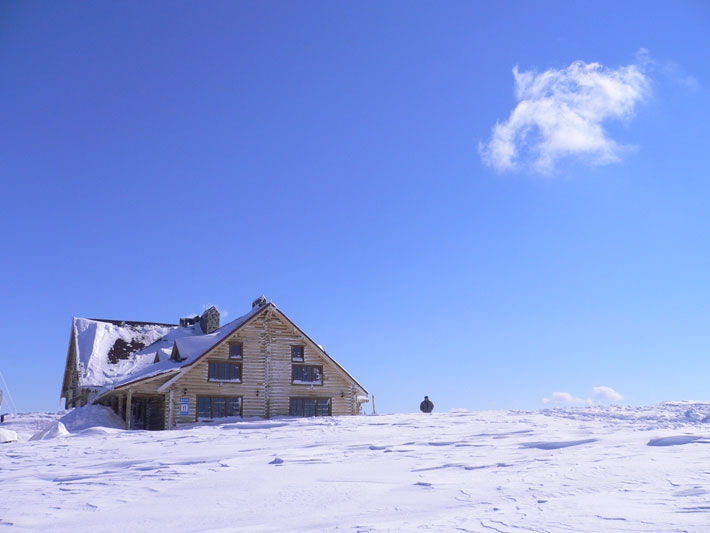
[85,318,179,328]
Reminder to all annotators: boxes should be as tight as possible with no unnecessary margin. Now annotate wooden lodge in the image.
[60,297,369,430]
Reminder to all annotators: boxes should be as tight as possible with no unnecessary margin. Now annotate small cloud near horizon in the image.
[592,385,624,402]
[543,391,587,405]
[480,51,651,174]
[544,386,624,406]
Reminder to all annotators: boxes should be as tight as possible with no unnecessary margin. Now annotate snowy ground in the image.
[1,403,710,532]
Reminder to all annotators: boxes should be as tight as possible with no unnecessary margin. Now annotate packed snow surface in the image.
[0,428,17,443]
[2,403,710,531]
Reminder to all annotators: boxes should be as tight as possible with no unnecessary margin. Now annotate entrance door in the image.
[131,396,165,430]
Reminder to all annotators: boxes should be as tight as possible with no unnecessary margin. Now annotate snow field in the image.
[1,403,709,532]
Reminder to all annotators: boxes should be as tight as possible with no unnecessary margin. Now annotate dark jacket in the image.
[420,398,434,413]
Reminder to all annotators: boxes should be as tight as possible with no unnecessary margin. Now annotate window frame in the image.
[289,397,331,417]
[197,395,243,420]
[292,364,323,385]
[291,345,305,362]
[229,342,243,360]
[207,361,242,382]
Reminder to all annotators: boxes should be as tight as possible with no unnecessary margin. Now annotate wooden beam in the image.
[126,389,133,430]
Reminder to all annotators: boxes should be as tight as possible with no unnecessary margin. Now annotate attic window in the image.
[291,345,304,362]
[229,343,243,359]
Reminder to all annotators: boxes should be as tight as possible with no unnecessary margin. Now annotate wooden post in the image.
[119,394,125,421]
[167,389,174,430]
[126,389,133,430]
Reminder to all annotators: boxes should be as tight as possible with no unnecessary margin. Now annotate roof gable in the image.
[267,307,369,395]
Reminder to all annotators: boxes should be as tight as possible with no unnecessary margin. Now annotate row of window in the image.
[290,398,331,417]
[196,396,331,419]
[197,396,243,419]
[228,343,306,362]
[208,362,323,384]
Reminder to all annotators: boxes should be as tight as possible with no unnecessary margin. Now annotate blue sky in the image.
[1,2,709,414]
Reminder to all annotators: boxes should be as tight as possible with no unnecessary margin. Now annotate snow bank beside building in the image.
[0,427,17,443]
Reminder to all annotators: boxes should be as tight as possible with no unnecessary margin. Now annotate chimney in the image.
[199,306,220,334]
[252,295,267,309]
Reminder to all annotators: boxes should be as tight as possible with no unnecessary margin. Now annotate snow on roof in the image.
[73,318,179,389]
[74,302,269,395]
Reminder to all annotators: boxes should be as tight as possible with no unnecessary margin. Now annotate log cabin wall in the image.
[264,309,356,417]
[168,316,268,425]
[163,306,362,423]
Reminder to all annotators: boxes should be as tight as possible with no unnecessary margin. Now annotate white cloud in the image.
[592,386,623,403]
[543,386,624,406]
[543,391,586,405]
[480,55,651,174]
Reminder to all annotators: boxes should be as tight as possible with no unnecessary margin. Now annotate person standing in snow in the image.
[420,395,434,413]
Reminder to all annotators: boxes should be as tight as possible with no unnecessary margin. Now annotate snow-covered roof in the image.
[72,318,179,389]
[72,303,267,395]
[69,299,368,398]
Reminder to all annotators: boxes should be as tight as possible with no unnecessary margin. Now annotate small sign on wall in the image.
[180,397,189,416]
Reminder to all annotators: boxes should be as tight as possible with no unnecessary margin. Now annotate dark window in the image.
[290,398,331,417]
[290,399,304,416]
[213,397,227,418]
[304,399,317,416]
[197,396,242,419]
[291,345,304,361]
[198,396,212,418]
[208,361,242,381]
[229,343,243,359]
[292,365,322,384]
